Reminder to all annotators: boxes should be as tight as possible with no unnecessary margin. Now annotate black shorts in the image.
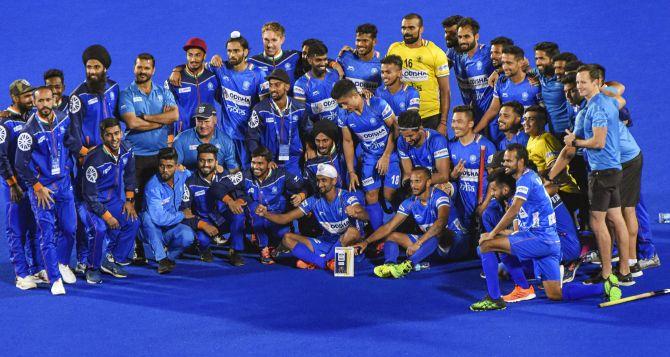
[134,154,159,210]
[588,168,622,212]
[421,114,442,130]
[620,152,642,207]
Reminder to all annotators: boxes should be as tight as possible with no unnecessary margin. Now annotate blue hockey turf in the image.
[1,1,669,355]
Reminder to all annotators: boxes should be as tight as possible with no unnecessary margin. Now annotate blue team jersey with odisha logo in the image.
[514,168,557,238]
[293,69,341,122]
[398,188,450,232]
[337,51,382,93]
[337,97,395,163]
[451,43,495,119]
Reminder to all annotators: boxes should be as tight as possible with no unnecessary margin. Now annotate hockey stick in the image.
[599,289,670,308]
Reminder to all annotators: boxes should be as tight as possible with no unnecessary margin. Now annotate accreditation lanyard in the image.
[270,98,292,162]
[36,115,61,176]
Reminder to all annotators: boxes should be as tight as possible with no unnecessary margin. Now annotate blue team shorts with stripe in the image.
[509,230,562,281]
[360,156,401,192]
[308,234,340,257]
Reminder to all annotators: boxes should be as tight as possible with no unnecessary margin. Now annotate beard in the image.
[86,73,107,94]
[135,73,151,84]
[403,34,419,45]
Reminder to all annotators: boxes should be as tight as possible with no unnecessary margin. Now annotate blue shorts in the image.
[360,156,401,192]
[308,235,340,257]
[509,230,561,281]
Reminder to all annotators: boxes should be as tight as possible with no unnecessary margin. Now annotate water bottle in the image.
[659,213,670,224]
[414,261,430,272]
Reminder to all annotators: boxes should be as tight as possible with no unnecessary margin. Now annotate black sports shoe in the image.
[132,240,148,266]
[200,248,214,263]
[615,271,635,286]
[629,262,643,278]
[583,271,605,285]
[229,249,245,267]
[157,259,173,274]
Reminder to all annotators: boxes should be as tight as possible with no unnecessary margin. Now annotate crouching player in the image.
[471,144,621,311]
[254,163,368,270]
[353,167,451,278]
[80,118,139,284]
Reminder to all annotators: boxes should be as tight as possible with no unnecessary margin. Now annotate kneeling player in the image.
[354,167,450,278]
[471,145,621,311]
[255,164,368,270]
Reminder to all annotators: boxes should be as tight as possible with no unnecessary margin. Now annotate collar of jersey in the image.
[263,50,283,61]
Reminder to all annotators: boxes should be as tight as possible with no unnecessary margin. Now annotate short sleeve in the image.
[299,196,315,215]
[435,191,451,209]
[344,192,361,208]
[163,88,177,107]
[119,89,135,115]
[397,198,412,216]
[378,98,393,122]
[433,46,450,78]
[407,87,420,110]
[590,105,609,128]
[514,176,530,201]
[432,134,450,160]
[293,79,306,101]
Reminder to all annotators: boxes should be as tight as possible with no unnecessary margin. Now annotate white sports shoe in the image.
[51,279,66,295]
[58,264,77,284]
[33,270,49,284]
[15,276,37,290]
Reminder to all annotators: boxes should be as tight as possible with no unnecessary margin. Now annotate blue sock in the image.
[481,252,501,299]
[384,241,399,264]
[409,237,437,265]
[500,253,530,289]
[291,243,325,268]
[367,202,383,230]
[562,283,604,300]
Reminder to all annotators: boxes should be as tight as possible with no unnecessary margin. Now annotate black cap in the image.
[82,44,112,69]
[193,103,216,119]
[266,69,290,84]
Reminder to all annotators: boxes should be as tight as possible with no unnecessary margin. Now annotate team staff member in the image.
[173,103,237,172]
[140,148,195,274]
[80,118,139,284]
[387,13,450,135]
[15,86,83,295]
[44,69,69,112]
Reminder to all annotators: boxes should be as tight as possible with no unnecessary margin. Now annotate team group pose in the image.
[0,13,659,311]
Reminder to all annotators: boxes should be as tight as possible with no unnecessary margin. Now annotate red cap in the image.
[183,37,207,53]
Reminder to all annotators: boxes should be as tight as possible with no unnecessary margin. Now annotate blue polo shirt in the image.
[119,81,176,156]
[530,69,573,134]
[577,93,621,171]
[173,127,238,172]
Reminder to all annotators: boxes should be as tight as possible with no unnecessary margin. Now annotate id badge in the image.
[51,157,61,176]
[278,144,290,162]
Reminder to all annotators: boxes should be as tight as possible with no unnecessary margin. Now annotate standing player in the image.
[332,79,400,231]
[497,101,528,150]
[388,13,451,134]
[337,24,382,93]
[249,22,301,86]
[451,18,496,136]
[375,55,420,116]
[354,167,451,278]
[552,52,578,80]
[80,118,139,283]
[489,37,514,76]
[529,42,572,137]
[475,45,541,144]
[294,42,342,122]
[247,69,311,177]
[441,15,464,62]
[15,86,83,295]
[255,163,369,270]
[449,105,496,241]
[397,110,450,185]
[44,69,69,112]
[167,37,219,134]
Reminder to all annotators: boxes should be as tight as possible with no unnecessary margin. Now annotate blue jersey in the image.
[494,75,542,108]
[575,93,621,171]
[375,84,420,116]
[183,170,244,228]
[530,69,572,134]
[337,51,382,92]
[397,128,449,171]
[247,97,311,163]
[451,44,495,119]
[81,142,136,217]
[498,131,530,151]
[0,111,29,187]
[244,167,304,213]
[448,135,496,228]
[514,169,557,237]
[293,69,341,122]
[298,188,361,236]
[69,79,120,148]
[337,97,395,164]
[211,63,268,140]
[143,170,191,227]
[550,193,580,261]
[398,188,450,232]
[172,127,238,172]
[119,81,177,156]
[166,67,219,134]
[14,110,82,188]
[618,120,640,163]
[249,50,301,86]
[482,198,505,233]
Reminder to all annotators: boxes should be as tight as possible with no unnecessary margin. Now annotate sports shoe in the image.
[58,264,77,284]
[562,260,581,284]
[503,285,536,303]
[326,259,335,272]
[583,271,605,285]
[470,295,506,311]
[157,258,173,274]
[15,276,37,290]
[591,254,619,265]
[74,262,87,276]
[229,249,245,267]
[107,253,130,267]
[389,260,413,279]
[211,234,228,246]
[101,260,128,278]
[260,247,275,265]
[32,270,49,284]
[630,262,643,278]
[51,279,66,296]
[295,259,316,269]
[86,269,103,284]
[581,250,599,264]
[132,244,148,265]
[639,254,661,270]
[271,243,290,259]
[604,274,622,302]
[200,248,214,263]
[615,271,635,286]
[374,263,394,278]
